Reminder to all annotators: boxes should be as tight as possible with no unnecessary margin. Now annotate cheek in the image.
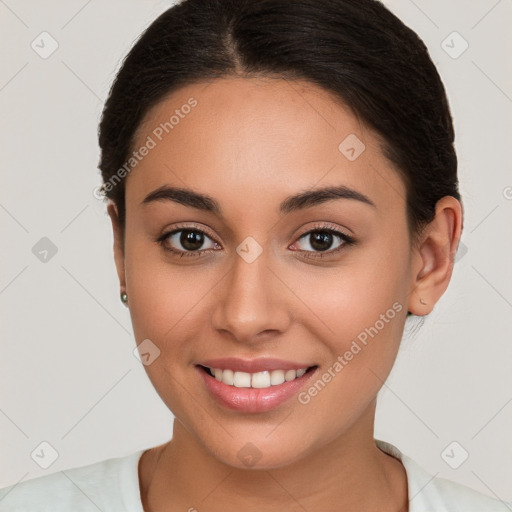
[306,277,406,388]
[297,242,408,334]
[292,269,408,441]
[299,235,410,380]
[127,269,201,341]
[124,241,220,357]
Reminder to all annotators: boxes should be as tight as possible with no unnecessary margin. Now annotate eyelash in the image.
[155,222,356,260]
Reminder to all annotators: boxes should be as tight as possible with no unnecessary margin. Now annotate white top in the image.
[0,440,510,511]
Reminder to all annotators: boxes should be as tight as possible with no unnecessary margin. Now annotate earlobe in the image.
[407,196,463,316]
[107,201,127,294]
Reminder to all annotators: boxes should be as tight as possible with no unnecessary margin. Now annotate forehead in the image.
[126,77,405,214]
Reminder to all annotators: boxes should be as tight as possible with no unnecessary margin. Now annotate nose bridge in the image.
[212,242,289,342]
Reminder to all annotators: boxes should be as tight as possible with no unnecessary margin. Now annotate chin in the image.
[197,428,315,470]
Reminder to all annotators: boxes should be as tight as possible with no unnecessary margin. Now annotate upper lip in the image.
[197,357,315,373]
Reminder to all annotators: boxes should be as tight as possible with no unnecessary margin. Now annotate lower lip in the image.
[196,366,317,413]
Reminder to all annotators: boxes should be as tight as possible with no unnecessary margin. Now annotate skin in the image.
[107,76,462,511]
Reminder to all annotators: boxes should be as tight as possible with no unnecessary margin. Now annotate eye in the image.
[290,223,356,259]
[156,223,220,258]
[156,222,356,260]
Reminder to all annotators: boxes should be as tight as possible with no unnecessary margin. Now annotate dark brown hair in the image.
[98,0,461,244]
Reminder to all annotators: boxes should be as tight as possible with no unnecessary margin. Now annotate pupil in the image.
[311,232,332,251]
[181,230,204,251]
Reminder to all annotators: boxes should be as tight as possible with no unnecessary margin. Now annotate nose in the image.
[211,247,291,345]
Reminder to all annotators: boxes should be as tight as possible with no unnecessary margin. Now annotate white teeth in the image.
[284,369,297,381]
[233,371,251,388]
[251,371,271,388]
[206,367,309,389]
[270,369,285,386]
[222,369,234,386]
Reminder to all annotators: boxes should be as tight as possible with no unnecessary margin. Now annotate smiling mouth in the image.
[197,364,317,389]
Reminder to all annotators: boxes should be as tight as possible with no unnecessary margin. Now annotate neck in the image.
[140,401,408,512]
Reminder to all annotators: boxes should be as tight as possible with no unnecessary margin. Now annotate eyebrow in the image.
[141,184,376,215]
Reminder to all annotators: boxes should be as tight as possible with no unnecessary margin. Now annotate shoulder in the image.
[376,439,512,512]
[0,450,145,512]
[422,474,512,511]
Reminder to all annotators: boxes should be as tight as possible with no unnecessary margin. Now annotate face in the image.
[111,77,417,469]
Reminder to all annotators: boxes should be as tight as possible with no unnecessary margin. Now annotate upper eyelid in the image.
[164,222,217,239]
[297,223,352,238]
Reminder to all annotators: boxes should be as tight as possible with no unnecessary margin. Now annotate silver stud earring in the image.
[120,292,128,306]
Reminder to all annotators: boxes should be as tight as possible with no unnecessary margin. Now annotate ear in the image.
[107,201,126,293]
[408,196,463,315]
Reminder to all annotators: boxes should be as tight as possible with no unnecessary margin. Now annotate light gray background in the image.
[1,0,511,502]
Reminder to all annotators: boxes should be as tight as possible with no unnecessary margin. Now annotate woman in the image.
[0,0,509,510]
